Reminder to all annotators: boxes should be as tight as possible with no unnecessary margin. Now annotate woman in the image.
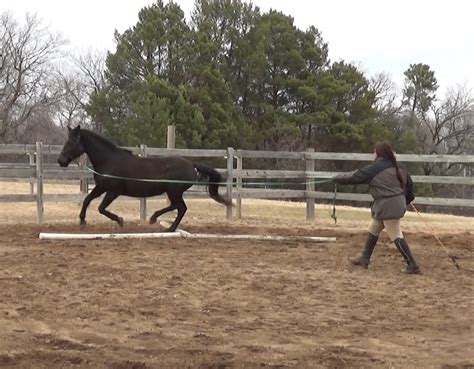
[333,143,420,274]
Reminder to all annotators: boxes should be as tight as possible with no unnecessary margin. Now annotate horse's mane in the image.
[80,129,134,155]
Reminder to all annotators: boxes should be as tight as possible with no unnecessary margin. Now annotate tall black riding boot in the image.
[394,238,421,274]
[348,233,378,269]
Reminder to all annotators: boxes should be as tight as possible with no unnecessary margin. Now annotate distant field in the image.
[1,181,472,233]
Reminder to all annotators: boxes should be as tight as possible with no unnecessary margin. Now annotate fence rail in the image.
[1,143,473,223]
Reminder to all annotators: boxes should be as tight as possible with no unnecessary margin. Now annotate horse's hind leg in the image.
[79,186,105,227]
[165,193,187,232]
[98,192,123,227]
[149,203,178,225]
[149,192,187,232]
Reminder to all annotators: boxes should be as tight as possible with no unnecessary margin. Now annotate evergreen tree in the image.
[87,1,198,147]
[87,1,389,153]
[403,63,438,114]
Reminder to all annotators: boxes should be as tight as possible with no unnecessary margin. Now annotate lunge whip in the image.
[410,203,460,270]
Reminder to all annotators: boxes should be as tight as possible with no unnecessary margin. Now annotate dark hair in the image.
[374,142,405,190]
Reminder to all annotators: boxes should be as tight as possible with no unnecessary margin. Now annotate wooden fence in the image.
[1,143,473,223]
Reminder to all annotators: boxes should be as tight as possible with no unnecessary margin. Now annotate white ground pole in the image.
[39,232,336,242]
[39,232,183,240]
[39,219,336,242]
[38,220,192,240]
[158,221,191,236]
[182,234,336,242]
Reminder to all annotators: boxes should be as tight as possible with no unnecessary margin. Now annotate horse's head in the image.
[58,126,85,167]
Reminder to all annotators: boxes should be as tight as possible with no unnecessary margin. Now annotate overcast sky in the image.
[4,0,473,94]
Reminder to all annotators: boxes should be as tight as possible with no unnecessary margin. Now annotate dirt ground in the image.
[0,212,473,368]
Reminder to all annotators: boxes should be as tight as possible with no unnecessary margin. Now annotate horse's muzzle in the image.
[58,155,69,167]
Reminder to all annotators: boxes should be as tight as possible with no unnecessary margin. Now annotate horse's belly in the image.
[122,182,166,198]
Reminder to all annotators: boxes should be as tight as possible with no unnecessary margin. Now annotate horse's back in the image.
[96,155,196,197]
[136,156,196,180]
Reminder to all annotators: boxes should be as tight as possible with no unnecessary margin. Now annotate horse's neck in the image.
[81,132,126,171]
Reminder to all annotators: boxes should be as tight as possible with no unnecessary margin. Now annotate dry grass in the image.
[1,181,473,233]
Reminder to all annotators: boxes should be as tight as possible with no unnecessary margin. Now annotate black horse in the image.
[58,126,230,231]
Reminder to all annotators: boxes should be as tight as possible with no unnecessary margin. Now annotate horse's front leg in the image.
[98,192,123,226]
[79,186,105,227]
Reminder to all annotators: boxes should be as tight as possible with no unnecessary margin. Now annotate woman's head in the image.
[374,142,396,161]
[374,142,405,190]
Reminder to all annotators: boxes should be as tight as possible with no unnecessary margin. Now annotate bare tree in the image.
[419,87,472,155]
[16,106,65,144]
[55,70,90,129]
[55,50,106,131]
[369,73,409,142]
[370,72,401,115]
[0,12,66,142]
[75,50,105,94]
[416,85,473,175]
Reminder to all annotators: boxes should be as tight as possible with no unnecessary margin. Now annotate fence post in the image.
[236,155,242,219]
[462,166,467,200]
[28,152,35,194]
[305,148,315,221]
[139,144,148,223]
[79,154,88,199]
[226,147,234,221]
[35,142,44,224]
[167,125,175,149]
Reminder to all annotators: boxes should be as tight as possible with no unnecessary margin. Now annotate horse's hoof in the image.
[117,217,124,227]
[149,218,157,225]
[79,220,87,228]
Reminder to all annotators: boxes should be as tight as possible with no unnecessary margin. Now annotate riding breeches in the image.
[368,218,403,241]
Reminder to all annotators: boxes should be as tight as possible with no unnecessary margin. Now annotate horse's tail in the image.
[193,162,232,206]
